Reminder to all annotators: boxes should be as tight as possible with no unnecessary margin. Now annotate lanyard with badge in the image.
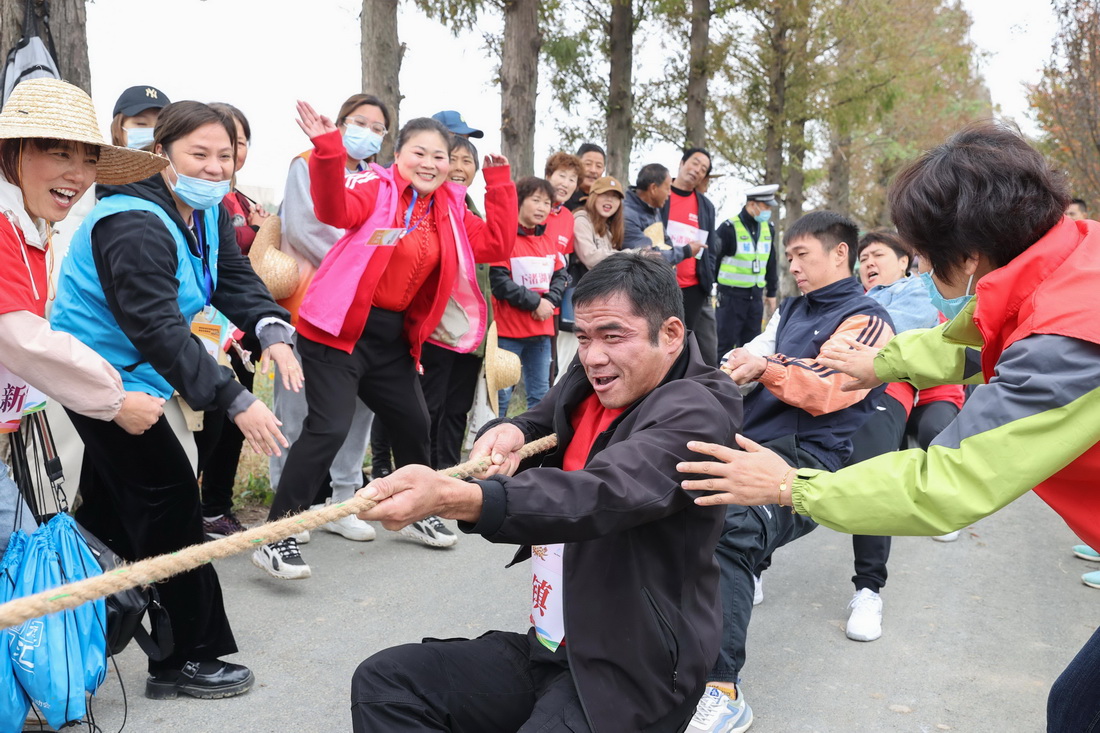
[188,212,229,359]
[360,189,434,247]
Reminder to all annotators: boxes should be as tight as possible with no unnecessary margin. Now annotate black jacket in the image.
[466,336,742,732]
[660,185,719,292]
[91,175,289,413]
[714,208,779,297]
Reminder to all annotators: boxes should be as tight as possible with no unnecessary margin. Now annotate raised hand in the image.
[295,100,337,140]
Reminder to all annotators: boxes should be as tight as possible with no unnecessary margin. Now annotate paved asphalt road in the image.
[76,490,1097,733]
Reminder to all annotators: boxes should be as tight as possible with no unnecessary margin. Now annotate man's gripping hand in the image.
[356,465,483,529]
[468,423,526,478]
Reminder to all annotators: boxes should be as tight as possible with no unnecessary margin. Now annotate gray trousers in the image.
[270,339,373,502]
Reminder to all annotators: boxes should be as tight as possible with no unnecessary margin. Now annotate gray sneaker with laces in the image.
[399,515,457,548]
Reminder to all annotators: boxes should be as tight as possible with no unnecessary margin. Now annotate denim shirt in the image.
[866,275,941,333]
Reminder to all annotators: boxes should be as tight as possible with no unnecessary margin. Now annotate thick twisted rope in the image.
[0,434,558,630]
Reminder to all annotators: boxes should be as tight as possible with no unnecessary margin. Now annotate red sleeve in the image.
[466,165,517,263]
[234,225,257,253]
[0,219,43,316]
[308,130,380,229]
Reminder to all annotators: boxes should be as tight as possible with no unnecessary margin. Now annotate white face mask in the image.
[342,124,384,161]
[126,127,155,149]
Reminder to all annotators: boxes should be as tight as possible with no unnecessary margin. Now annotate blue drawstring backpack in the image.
[0,529,31,732]
[9,512,106,729]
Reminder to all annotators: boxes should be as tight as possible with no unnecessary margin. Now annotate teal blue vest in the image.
[51,195,220,399]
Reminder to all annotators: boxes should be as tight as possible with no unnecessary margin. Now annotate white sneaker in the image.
[251,537,311,580]
[688,683,753,732]
[845,588,883,642]
[752,575,763,606]
[291,529,311,544]
[398,516,457,548]
[320,512,376,542]
[932,530,960,542]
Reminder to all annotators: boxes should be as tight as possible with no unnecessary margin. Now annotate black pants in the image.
[711,435,824,682]
[67,410,237,673]
[681,285,706,333]
[269,308,430,520]
[420,341,484,469]
[907,400,960,450]
[195,348,254,518]
[716,286,765,358]
[846,395,909,593]
[351,629,589,732]
[694,298,720,368]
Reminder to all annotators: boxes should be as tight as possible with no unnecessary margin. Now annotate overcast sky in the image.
[83,0,1058,216]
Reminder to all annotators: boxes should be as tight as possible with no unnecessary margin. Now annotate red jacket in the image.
[975,217,1100,547]
[297,130,517,362]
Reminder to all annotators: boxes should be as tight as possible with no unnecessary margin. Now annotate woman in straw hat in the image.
[250,103,516,579]
[0,79,168,552]
[50,100,303,701]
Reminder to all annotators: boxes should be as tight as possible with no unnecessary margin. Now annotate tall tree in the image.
[1029,0,1100,206]
[605,0,633,180]
[1,0,90,94]
[361,0,404,164]
[500,0,542,176]
[684,0,713,148]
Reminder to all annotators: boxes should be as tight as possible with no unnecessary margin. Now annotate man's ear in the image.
[663,317,685,350]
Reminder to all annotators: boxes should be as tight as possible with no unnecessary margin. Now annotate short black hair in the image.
[636,163,670,192]
[1070,198,1088,212]
[785,210,859,272]
[858,229,913,268]
[516,176,554,204]
[573,251,684,344]
[576,143,606,160]
[681,147,712,175]
[889,121,1069,279]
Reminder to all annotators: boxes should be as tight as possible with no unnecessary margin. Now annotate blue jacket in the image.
[865,275,940,334]
[622,189,692,265]
[744,277,894,471]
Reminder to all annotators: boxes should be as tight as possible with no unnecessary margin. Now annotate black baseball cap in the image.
[113,86,171,117]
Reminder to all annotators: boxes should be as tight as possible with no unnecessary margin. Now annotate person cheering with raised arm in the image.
[254,102,516,578]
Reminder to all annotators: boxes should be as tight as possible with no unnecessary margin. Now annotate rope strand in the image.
[0,434,558,630]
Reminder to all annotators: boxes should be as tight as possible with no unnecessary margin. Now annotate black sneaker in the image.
[146,660,254,700]
[399,515,457,548]
[250,537,311,579]
[203,512,246,540]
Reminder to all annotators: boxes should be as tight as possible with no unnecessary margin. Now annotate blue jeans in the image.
[1048,623,1100,732]
[497,335,551,417]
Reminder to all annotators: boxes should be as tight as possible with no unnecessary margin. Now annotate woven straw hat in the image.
[0,79,167,185]
[484,321,522,416]
[248,216,299,300]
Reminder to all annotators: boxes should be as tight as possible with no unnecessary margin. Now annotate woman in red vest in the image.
[253,102,516,579]
[680,122,1100,732]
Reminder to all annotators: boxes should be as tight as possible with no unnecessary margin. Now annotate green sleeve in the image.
[794,335,1100,535]
[873,298,986,389]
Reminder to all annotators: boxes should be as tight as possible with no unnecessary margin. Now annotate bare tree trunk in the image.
[605,0,633,181]
[825,129,851,215]
[361,0,403,164]
[776,117,807,298]
[684,0,711,149]
[762,11,789,186]
[1,0,90,94]
[500,0,541,178]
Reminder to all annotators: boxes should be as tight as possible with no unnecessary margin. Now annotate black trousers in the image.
[195,348,254,518]
[681,285,706,333]
[907,400,960,450]
[711,435,824,682]
[419,341,484,469]
[268,308,430,520]
[351,629,590,732]
[67,410,237,673]
[716,286,765,358]
[846,395,909,593]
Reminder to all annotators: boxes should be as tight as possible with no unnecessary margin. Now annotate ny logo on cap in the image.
[145,88,158,98]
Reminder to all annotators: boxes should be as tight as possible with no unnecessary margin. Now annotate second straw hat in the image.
[484,322,522,416]
[248,216,299,301]
[0,78,167,185]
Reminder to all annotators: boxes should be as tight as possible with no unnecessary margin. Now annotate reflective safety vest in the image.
[717,216,771,288]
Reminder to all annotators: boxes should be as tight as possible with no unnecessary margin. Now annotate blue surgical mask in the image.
[168,162,230,210]
[342,124,384,161]
[753,209,772,224]
[125,127,155,150]
[919,270,974,320]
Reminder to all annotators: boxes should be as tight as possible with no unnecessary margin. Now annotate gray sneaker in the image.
[399,516,457,548]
